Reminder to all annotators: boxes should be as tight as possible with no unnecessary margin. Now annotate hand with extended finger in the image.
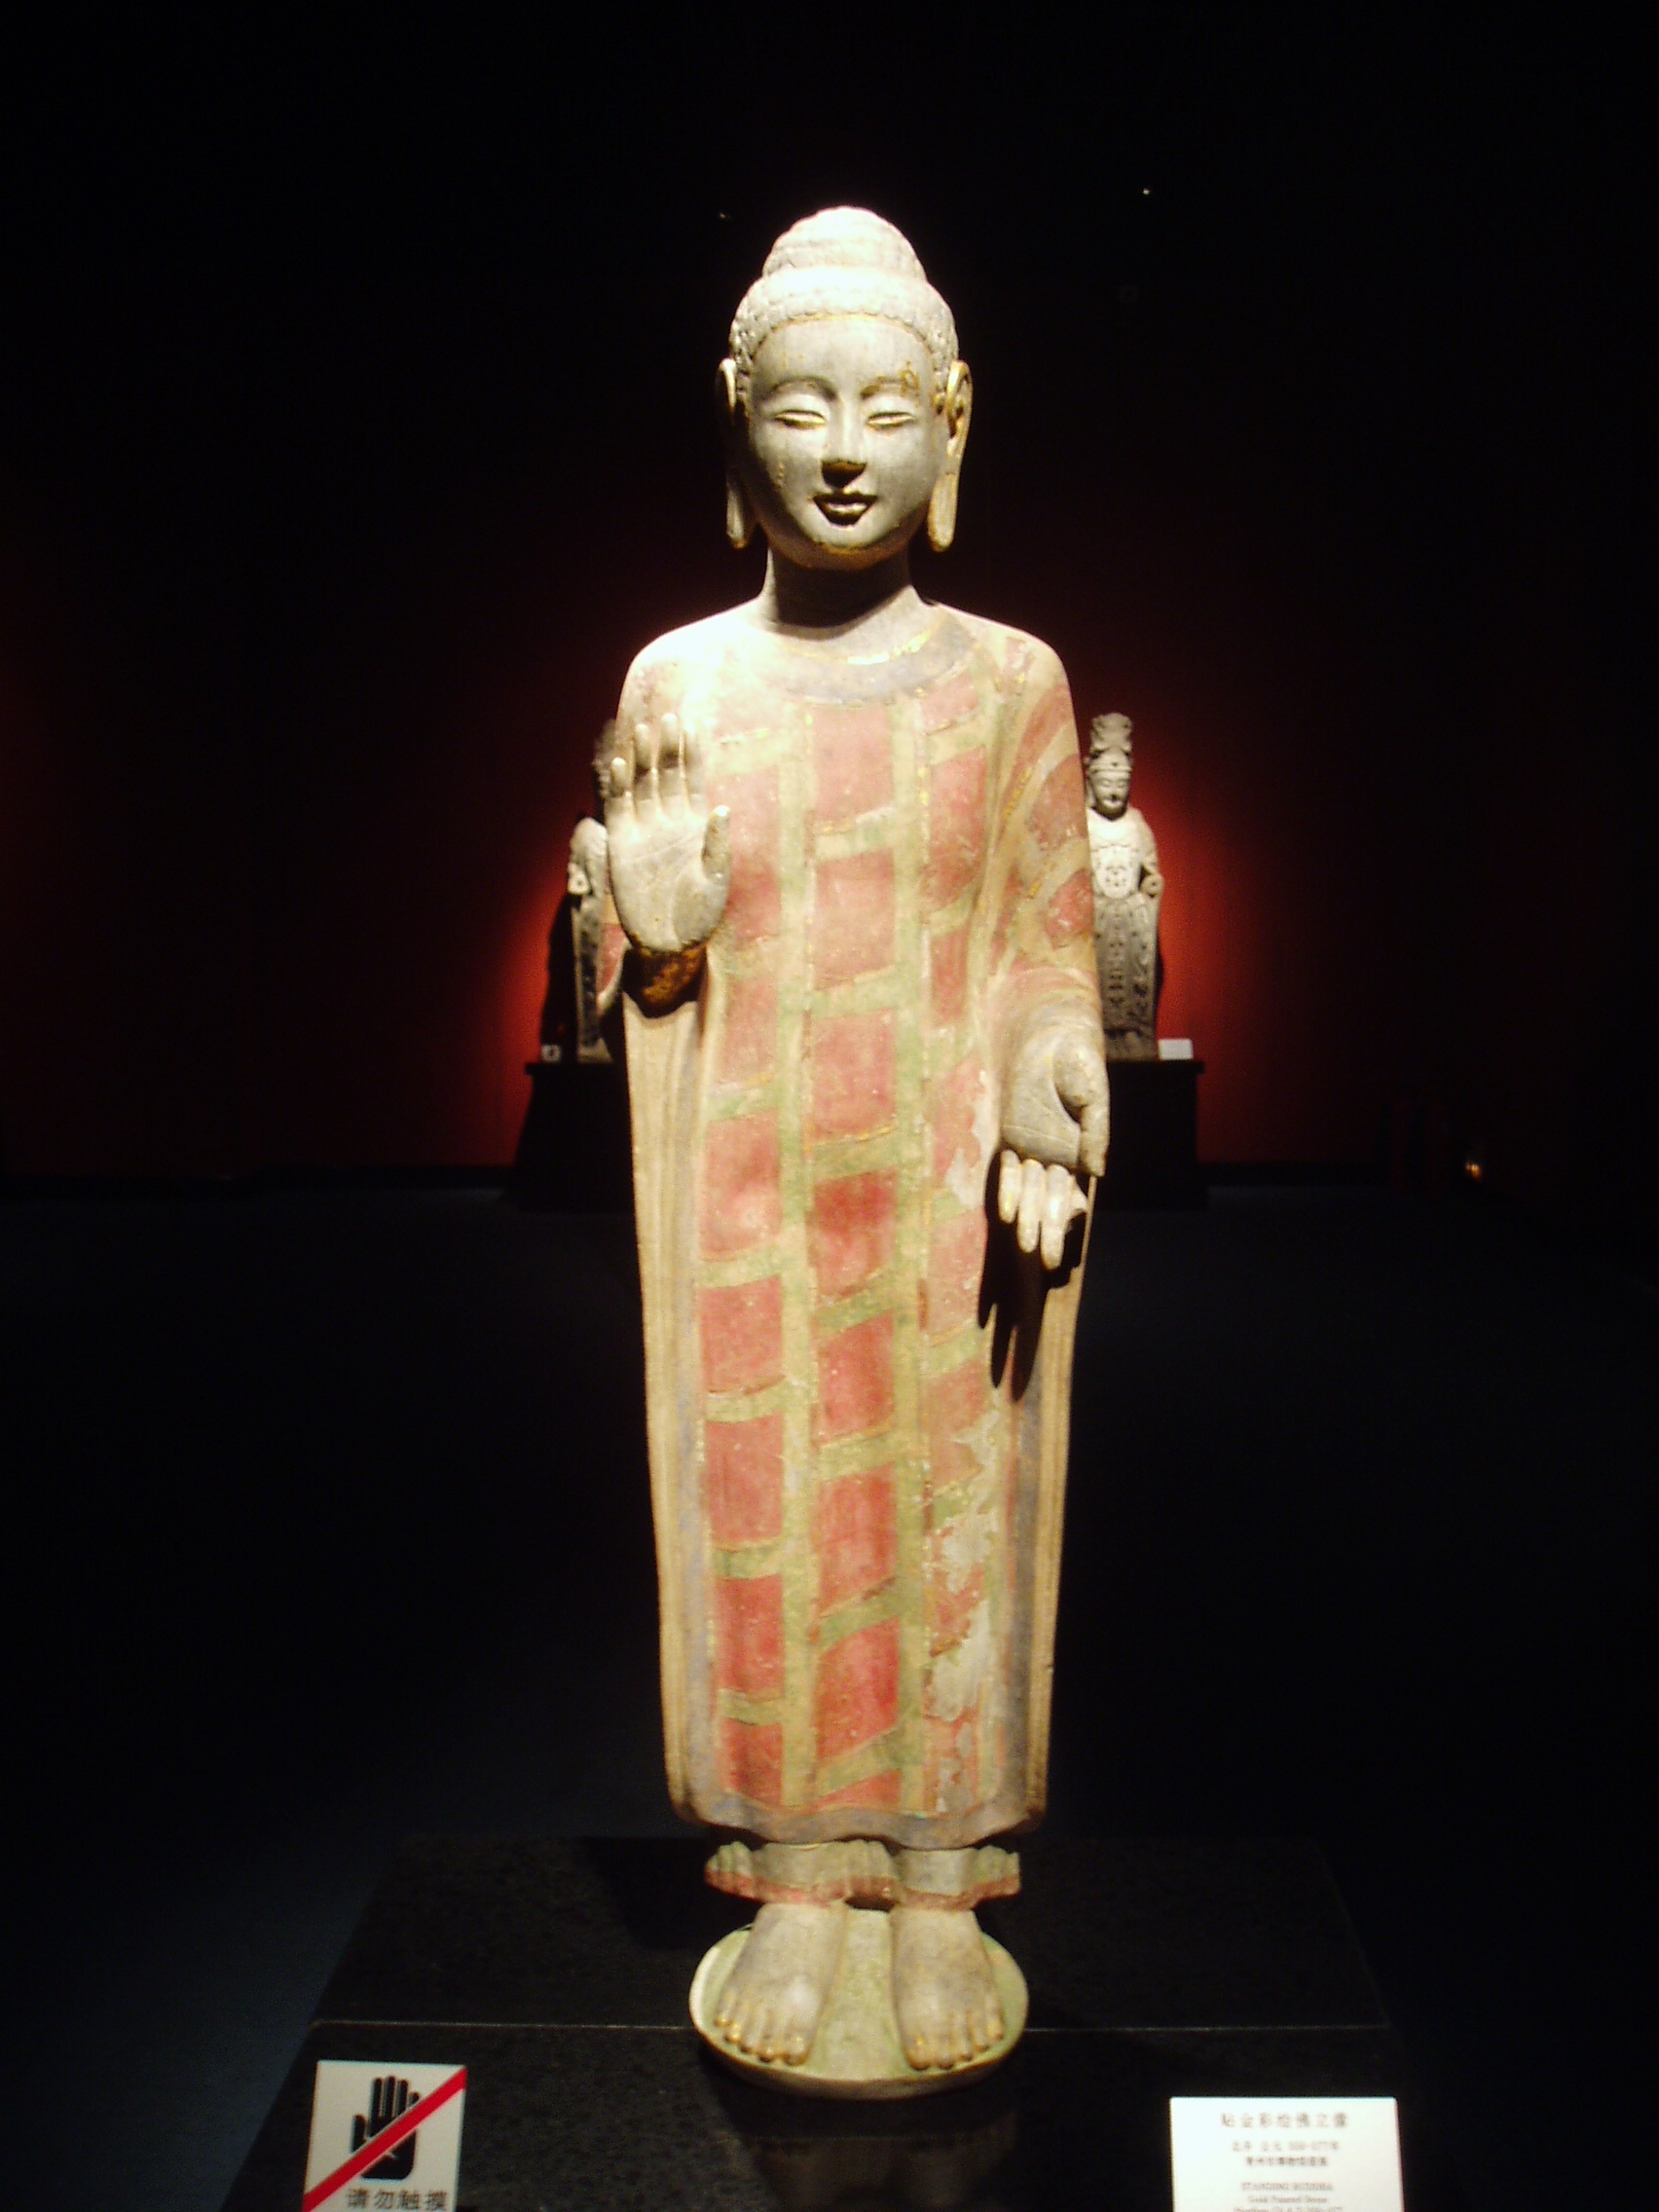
[997,1006,1109,1270]
[605,714,732,956]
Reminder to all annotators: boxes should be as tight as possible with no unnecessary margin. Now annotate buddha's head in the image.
[1088,714,1134,819]
[720,208,972,569]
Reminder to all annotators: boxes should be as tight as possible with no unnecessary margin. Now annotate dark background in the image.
[2,10,1648,1213]
[1,12,1651,2211]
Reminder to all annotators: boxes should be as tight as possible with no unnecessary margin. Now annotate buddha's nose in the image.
[822,418,866,481]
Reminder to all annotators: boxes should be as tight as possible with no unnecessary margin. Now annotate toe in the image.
[716,1978,746,2039]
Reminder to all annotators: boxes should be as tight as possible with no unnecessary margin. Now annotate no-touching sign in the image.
[301,2061,467,2212]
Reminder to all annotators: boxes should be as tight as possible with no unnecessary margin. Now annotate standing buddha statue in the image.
[602,208,1108,2090]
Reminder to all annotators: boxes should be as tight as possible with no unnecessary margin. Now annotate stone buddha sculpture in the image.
[566,724,622,1064]
[1086,713,1163,1059]
[603,208,1107,2091]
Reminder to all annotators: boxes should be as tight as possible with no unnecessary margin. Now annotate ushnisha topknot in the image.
[727,208,959,408]
[1088,712,1134,758]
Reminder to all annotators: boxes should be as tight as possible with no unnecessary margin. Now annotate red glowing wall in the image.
[0,471,1583,1185]
[1,23,1642,1224]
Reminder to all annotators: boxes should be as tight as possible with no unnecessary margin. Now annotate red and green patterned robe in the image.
[617,602,1098,1849]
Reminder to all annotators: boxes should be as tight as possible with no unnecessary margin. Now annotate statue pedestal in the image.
[1100,1055,1206,1210]
[512,1056,634,1213]
[221,1835,1466,2209]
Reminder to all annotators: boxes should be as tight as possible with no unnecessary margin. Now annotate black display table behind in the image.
[222,1834,1466,2210]
[1099,1058,1206,1210]
[513,1058,634,1213]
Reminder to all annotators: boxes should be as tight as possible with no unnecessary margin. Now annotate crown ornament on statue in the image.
[1088,712,1134,758]
[727,208,959,408]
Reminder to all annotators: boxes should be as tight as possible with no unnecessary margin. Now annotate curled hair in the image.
[728,208,958,407]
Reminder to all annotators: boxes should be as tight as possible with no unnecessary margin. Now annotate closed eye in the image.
[867,410,919,430]
[768,408,829,429]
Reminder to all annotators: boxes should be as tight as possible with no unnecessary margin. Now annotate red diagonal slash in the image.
[302,2066,467,2212]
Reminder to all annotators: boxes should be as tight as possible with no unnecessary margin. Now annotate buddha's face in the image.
[1088,750,1132,819]
[739,317,953,570]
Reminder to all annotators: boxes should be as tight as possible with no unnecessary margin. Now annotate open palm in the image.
[605,714,731,955]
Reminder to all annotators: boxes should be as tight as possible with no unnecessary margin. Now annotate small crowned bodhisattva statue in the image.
[566,724,623,1063]
[604,208,1107,2094]
[1086,713,1163,1060]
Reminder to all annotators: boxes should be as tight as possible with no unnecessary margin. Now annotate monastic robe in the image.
[617,603,1099,1850]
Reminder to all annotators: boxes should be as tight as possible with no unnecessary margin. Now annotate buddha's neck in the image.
[756,549,925,642]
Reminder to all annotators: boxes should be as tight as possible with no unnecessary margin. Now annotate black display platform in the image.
[1099,1058,1206,1210]
[513,1058,634,1213]
[222,1835,1465,2210]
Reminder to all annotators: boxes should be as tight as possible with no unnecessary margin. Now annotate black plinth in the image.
[512,1057,634,1213]
[221,1835,1465,2210]
[1099,1057,1206,1210]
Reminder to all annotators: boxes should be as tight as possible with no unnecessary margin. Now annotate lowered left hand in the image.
[998,1012,1108,1270]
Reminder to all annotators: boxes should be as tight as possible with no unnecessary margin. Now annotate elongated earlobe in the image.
[927,471,958,552]
[725,473,756,549]
[928,359,973,552]
[718,357,756,549]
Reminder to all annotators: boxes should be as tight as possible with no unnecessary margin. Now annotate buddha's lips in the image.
[816,493,875,526]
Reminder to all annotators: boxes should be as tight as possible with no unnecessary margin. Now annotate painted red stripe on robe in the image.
[814,1311,896,1443]
[808,1169,898,1302]
[701,1276,783,1394]
[701,1112,782,1256]
[814,1468,898,1613]
[719,1718,783,1806]
[816,1617,900,1764]
[809,1010,897,1142]
[714,1574,784,1699]
[812,705,892,824]
[707,1412,784,1546]
[813,848,896,985]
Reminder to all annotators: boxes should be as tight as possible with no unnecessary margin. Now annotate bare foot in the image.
[713,1899,849,2065]
[890,1906,1005,2071]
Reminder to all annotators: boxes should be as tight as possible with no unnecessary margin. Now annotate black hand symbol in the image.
[350,2074,420,2180]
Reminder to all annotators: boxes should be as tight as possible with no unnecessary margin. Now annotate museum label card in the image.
[301,2060,466,2212]
[1170,2097,1404,2212]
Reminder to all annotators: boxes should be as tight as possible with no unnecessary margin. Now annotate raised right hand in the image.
[605,714,732,955]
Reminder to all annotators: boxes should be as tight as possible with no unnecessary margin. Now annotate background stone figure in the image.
[567,723,623,1064]
[1086,714,1163,1060]
[604,208,1106,2090]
